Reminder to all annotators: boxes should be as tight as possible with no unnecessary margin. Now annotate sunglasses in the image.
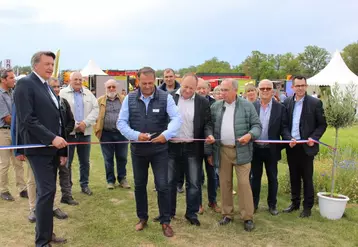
[107,85,116,89]
[259,87,272,91]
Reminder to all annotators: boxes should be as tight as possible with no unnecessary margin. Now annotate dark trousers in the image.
[286,145,315,209]
[177,163,185,189]
[168,143,202,219]
[100,131,128,184]
[131,150,170,224]
[27,155,59,247]
[67,134,91,188]
[251,147,278,208]
[199,155,217,205]
[58,164,72,199]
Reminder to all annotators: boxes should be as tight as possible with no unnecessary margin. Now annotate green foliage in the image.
[323,82,357,130]
[298,45,330,77]
[342,41,358,75]
[12,65,31,75]
[178,65,197,76]
[196,57,233,73]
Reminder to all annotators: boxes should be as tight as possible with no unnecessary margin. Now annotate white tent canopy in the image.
[307,50,358,86]
[80,59,107,76]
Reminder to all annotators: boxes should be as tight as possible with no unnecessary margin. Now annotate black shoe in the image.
[177,186,184,193]
[185,215,200,226]
[19,190,28,198]
[269,207,279,216]
[0,192,14,201]
[244,220,255,232]
[299,209,311,218]
[53,208,68,220]
[218,216,232,225]
[81,187,93,195]
[282,204,299,213]
[28,210,36,223]
[61,197,79,206]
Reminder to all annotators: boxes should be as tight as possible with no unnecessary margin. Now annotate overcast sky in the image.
[1,0,357,71]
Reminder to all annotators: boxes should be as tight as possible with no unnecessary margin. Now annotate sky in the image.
[1,0,358,71]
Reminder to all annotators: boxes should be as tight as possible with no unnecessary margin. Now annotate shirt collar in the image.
[294,95,305,103]
[70,85,83,94]
[176,89,195,100]
[140,92,154,100]
[33,71,46,84]
[260,98,272,108]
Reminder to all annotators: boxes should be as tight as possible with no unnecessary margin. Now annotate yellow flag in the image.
[52,49,61,78]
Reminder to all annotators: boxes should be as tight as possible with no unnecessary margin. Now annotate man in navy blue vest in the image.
[117,67,181,237]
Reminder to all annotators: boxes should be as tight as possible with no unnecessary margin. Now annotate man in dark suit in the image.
[159,73,214,226]
[251,79,291,215]
[283,76,327,218]
[14,51,69,247]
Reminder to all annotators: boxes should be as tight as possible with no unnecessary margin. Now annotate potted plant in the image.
[317,82,357,220]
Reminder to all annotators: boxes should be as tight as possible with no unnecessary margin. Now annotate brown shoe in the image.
[135,219,148,231]
[119,178,131,189]
[51,233,67,244]
[208,202,221,213]
[162,224,174,237]
[198,205,204,215]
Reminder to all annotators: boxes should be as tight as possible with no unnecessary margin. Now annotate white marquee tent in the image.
[80,60,107,77]
[307,50,358,97]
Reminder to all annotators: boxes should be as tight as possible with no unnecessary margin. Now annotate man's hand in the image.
[307,137,315,147]
[75,122,86,133]
[60,156,67,166]
[289,138,297,148]
[138,133,151,142]
[237,133,252,145]
[52,136,68,149]
[205,135,215,144]
[151,134,167,144]
[207,155,214,166]
[16,155,26,161]
[3,115,11,125]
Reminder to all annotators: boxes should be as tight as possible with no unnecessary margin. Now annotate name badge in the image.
[153,109,160,113]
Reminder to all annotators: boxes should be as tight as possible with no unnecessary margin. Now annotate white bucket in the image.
[317,192,349,220]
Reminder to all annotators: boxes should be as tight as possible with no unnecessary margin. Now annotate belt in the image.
[0,126,10,130]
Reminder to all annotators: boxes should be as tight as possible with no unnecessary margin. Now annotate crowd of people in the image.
[0,51,327,247]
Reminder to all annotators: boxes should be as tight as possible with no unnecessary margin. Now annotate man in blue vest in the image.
[117,67,181,237]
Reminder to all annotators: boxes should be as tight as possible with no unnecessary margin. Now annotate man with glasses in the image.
[0,68,27,201]
[251,79,291,215]
[94,79,130,190]
[283,76,327,218]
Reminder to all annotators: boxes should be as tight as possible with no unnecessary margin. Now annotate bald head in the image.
[258,79,273,103]
[70,71,83,92]
[258,79,273,88]
[105,79,118,99]
[105,79,117,88]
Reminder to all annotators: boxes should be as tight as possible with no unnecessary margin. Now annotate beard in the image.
[107,92,117,99]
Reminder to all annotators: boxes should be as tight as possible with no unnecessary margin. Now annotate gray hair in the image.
[31,51,56,69]
[0,68,13,79]
[104,79,117,87]
[222,78,238,90]
[258,79,273,88]
[69,71,82,80]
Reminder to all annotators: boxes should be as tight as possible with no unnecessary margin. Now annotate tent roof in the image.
[307,50,358,86]
[80,60,107,76]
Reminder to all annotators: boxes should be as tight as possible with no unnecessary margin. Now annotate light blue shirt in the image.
[117,92,182,141]
[291,97,304,140]
[74,90,84,122]
[259,100,272,141]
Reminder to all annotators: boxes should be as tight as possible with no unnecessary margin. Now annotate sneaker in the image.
[119,178,131,189]
[107,183,115,190]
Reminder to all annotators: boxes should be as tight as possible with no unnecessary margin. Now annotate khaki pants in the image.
[27,162,59,211]
[0,129,26,194]
[219,145,254,221]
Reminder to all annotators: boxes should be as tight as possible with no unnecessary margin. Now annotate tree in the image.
[196,57,232,73]
[342,42,358,75]
[279,52,303,77]
[239,51,278,80]
[178,66,197,76]
[298,45,330,77]
[12,65,32,75]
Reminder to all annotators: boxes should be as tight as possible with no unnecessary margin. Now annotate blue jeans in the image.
[131,150,171,224]
[100,131,128,184]
[67,134,91,189]
[199,155,218,205]
[168,142,202,219]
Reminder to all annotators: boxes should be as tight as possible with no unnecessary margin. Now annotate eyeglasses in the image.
[294,84,307,88]
[259,87,272,91]
[107,85,116,89]
[52,86,60,88]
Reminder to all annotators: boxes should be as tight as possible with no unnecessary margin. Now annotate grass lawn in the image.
[0,127,358,247]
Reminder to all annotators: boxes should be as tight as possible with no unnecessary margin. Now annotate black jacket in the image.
[253,99,291,161]
[159,81,180,92]
[60,97,75,139]
[171,90,213,156]
[283,94,327,156]
[13,72,68,156]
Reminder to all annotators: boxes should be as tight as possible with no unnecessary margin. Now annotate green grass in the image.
[0,127,358,247]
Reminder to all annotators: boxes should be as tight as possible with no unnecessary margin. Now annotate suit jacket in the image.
[60,97,75,139]
[283,94,327,156]
[253,99,291,161]
[171,91,213,156]
[13,72,67,156]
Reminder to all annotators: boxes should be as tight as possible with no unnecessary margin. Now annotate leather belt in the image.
[0,126,10,129]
